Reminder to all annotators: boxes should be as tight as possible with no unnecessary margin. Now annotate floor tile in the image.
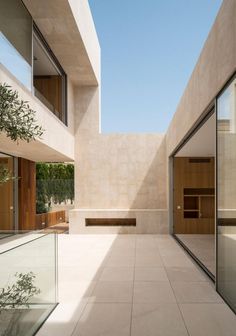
[162,254,195,268]
[135,267,168,282]
[109,247,135,257]
[133,281,176,303]
[112,240,136,250]
[180,303,236,336]
[131,303,188,336]
[135,253,163,267]
[175,234,215,276]
[99,267,134,281]
[172,282,223,303]
[73,303,132,336]
[58,281,97,302]
[89,281,133,303]
[37,301,87,336]
[158,246,186,256]
[106,254,135,267]
[36,234,236,336]
[59,266,103,282]
[166,266,207,282]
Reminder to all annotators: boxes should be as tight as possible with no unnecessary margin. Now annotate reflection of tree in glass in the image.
[0,272,41,336]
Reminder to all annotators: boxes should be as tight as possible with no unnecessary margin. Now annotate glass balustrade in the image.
[0,231,57,336]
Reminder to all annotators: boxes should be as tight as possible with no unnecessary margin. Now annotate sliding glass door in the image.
[217,76,236,312]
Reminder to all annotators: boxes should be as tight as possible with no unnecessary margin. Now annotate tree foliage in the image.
[0,83,44,185]
[36,163,74,214]
[0,165,13,185]
[0,83,44,142]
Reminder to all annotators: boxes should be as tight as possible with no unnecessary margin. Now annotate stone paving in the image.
[37,234,236,336]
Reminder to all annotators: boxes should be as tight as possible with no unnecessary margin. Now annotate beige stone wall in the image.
[71,86,168,233]
[165,0,236,227]
[75,132,166,210]
[70,0,236,234]
[166,0,236,157]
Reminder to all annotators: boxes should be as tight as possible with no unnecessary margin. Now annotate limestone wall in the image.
[70,0,236,234]
[71,86,168,233]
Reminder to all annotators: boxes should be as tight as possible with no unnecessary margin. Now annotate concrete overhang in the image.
[0,134,73,162]
[0,65,75,163]
[22,0,100,86]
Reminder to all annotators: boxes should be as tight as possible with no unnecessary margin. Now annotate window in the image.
[0,1,67,125]
[0,0,32,90]
[33,27,67,125]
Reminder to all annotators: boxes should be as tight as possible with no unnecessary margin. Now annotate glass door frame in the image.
[169,106,216,281]
[215,72,236,313]
[169,70,236,314]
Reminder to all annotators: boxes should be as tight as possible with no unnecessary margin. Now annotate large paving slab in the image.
[36,234,236,336]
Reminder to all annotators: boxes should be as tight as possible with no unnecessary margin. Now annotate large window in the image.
[0,0,32,90]
[0,0,67,125]
[33,28,67,124]
[217,76,236,313]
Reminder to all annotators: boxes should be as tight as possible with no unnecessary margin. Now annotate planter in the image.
[35,210,65,229]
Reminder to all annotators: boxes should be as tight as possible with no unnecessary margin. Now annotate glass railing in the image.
[0,231,57,336]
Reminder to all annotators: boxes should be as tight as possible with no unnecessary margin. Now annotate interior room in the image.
[173,112,216,277]
[33,31,65,123]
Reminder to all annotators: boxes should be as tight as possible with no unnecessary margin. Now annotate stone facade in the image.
[70,0,236,234]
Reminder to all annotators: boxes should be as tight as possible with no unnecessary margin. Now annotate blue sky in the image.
[89,0,223,133]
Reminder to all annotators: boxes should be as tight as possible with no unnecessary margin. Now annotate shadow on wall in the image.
[74,86,99,135]
[129,136,168,233]
[130,136,167,209]
[73,85,168,234]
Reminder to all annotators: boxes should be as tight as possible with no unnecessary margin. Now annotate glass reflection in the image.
[217,77,236,312]
[0,0,32,90]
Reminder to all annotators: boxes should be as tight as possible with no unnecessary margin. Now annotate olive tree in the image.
[0,83,44,184]
[0,83,43,142]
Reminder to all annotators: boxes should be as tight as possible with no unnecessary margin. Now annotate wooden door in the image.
[18,158,36,230]
[0,157,14,230]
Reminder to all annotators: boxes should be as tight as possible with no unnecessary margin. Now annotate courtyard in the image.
[36,234,236,336]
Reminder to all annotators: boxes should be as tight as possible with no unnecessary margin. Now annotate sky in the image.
[89,0,223,133]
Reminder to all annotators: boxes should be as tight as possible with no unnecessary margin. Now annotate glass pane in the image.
[0,232,57,336]
[0,0,32,90]
[217,77,236,312]
[173,113,216,277]
[0,154,14,232]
